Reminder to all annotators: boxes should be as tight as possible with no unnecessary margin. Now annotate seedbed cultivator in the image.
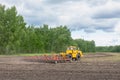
[25,54,71,64]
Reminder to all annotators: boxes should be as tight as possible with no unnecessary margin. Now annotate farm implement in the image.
[25,54,71,64]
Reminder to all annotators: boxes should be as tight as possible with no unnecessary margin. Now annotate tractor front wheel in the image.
[76,54,80,60]
[67,54,72,60]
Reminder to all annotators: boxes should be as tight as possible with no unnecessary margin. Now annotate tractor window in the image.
[67,48,70,50]
[73,48,76,50]
[67,47,73,50]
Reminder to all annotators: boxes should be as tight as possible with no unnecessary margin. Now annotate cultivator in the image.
[25,54,71,64]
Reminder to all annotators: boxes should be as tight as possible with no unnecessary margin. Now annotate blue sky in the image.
[0,0,120,46]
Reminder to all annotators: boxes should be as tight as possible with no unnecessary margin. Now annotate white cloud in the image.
[114,21,120,33]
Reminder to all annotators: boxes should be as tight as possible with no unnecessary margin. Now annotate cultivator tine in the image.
[53,55,58,61]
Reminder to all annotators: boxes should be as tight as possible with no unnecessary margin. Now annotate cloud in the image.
[114,21,120,34]
[92,0,120,19]
[93,10,120,19]
[93,19,118,32]
[43,0,81,4]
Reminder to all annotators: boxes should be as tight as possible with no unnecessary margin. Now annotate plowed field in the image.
[0,53,120,80]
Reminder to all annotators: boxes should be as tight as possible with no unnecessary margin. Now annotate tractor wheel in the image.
[76,54,80,60]
[67,54,72,60]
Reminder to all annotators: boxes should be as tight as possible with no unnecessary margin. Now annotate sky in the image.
[0,0,120,46]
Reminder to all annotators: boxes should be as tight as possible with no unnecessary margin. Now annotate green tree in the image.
[0,5,26,54]
[73,39,96,52]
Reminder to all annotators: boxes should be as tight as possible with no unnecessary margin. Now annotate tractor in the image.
[60,46,83,61]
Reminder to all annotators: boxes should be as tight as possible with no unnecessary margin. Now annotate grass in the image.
[16,53,45,56]
[0,53,55,57]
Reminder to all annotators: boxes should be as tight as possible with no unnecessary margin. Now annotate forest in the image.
[0,5,120,54]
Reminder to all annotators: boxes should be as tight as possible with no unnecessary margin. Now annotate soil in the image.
[0,53,120,80]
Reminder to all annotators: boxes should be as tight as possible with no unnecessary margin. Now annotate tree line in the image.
[0,5,119,54]
[96,45,120,52]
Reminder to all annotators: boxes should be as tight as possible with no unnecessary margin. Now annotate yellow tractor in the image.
[60,46,83,61]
